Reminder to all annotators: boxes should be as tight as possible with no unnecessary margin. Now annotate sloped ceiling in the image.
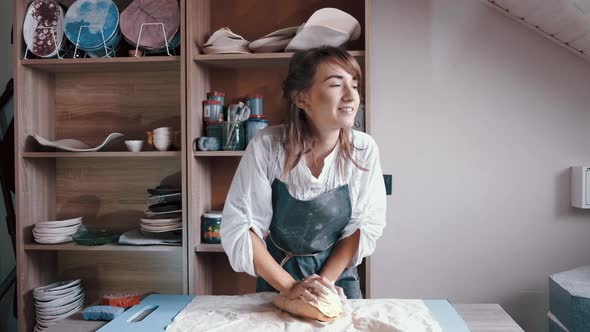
[482,0,590,61]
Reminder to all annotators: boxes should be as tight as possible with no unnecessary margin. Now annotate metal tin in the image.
[207,91,225,105]
[201,212,222,244]
[119,0,180,51]
[23,0,65,58]
[245,117,268,145]
[246,94,264,116]
[64,0,122,57]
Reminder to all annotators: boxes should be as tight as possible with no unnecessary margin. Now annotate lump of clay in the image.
[273,289,344,322]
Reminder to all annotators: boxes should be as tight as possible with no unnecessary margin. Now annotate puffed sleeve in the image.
[340,135,386,267]
[221,132,274,277]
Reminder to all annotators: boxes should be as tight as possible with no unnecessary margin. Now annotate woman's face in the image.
[299,61,360,132]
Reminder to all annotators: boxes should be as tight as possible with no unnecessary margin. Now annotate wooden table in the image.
[42,303,523,332]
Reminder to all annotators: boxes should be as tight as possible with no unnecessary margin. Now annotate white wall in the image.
[0,0,16,332]
[369,1,590,331]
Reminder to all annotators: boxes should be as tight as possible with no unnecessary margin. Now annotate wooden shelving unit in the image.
[14,0,369,330]
[186,0,370,297]
[13,1,187,331]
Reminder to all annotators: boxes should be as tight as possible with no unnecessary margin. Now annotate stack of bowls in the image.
[152,127,172,151]
[33,279,84,331]
[33,217,83,244]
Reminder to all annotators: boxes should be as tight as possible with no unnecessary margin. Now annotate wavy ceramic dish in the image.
[33,133,124,152]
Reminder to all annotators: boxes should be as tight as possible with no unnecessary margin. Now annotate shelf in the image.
[20,56,180,73]
[193,151,244,157]
[25,242,182,252]
[193,50,365,68]
[23,151,182,158]
[195,243,224,252]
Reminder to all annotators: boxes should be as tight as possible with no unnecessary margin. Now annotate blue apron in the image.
[256,178,362,299]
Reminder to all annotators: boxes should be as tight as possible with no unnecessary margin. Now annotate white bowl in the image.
[153,139,172,151]
[125,140,144,152]
[153,127,172,135]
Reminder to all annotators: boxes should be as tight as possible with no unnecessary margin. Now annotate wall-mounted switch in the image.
[383,174,392,195]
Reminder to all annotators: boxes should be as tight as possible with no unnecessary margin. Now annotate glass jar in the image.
[222,121,245,151]
[206,121,223,142]
[201,212,222,244]
[245,117,268,146]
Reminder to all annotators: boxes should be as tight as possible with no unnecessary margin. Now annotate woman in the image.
[221,46,386,304]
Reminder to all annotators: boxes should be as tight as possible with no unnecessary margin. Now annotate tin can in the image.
[204,100,222,123]
[207,91,225,121]
[201,212,222,244]
[247,94,264,117]
[245,117,268,145]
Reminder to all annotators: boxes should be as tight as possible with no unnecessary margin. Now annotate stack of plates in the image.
[33,217,82,244]
[142,186,182,234]
[33,279,84,331]
[140,216,181,233]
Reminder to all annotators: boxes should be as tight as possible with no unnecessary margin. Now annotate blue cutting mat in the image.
[424,300,471,332]
[97,294,193,332]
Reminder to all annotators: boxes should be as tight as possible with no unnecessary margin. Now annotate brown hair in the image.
[280,46,367,180]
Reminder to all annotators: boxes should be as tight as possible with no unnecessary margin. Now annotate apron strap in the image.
[268,232,336,267]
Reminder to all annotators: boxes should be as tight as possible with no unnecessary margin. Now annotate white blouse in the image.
[221,125,386,277]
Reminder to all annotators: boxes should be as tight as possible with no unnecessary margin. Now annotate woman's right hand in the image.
[282,274,336,303]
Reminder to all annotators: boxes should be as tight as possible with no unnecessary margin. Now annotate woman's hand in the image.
[334,285,347,305]
[282,274,335,303]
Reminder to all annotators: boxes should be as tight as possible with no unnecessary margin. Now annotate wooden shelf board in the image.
[23,151,182,158]
[195,243,224,252]
[24,242,182,252]
[193,151,244,157]
[20,56,180,73]
[194,51,365,68]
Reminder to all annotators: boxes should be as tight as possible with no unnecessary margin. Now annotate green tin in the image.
[201,212,222,244]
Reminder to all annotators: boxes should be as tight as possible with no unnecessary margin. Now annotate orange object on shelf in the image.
[102,292,141,308]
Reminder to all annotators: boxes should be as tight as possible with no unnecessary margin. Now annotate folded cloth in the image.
[285,8,361,52]
[202,27,250,54]
[118,229,181,246]
[166,292,442,332]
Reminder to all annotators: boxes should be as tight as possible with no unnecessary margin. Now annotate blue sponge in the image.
[83,305,125,321]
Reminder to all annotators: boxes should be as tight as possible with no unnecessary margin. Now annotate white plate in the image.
[36,295,84,316]
[141,222,182,229]
[140,226,182,233]
[36,296,83,316]
[33,236,72,244]
[33,224,80,234]
[34,284,81,298]
[35,287,83,306]
[140,217,181,224]
[36,303,82,324]
[147,192,182,200]
[35,217,82,228]
[34,279,80,294]
[144,209,182,216]
[33,133,124,152]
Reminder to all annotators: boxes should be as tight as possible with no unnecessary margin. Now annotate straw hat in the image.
[285,8,361,52]
[249,26,299,53]
[202,27,250,54]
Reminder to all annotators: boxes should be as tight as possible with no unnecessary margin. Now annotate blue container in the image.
[245,117,268,145]
[64,0,121,57]
[247,94,264,116]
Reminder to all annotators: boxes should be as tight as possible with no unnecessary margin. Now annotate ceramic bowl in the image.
[125,140,144,152]
[153,127,172,135]
[153,139,172,151]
